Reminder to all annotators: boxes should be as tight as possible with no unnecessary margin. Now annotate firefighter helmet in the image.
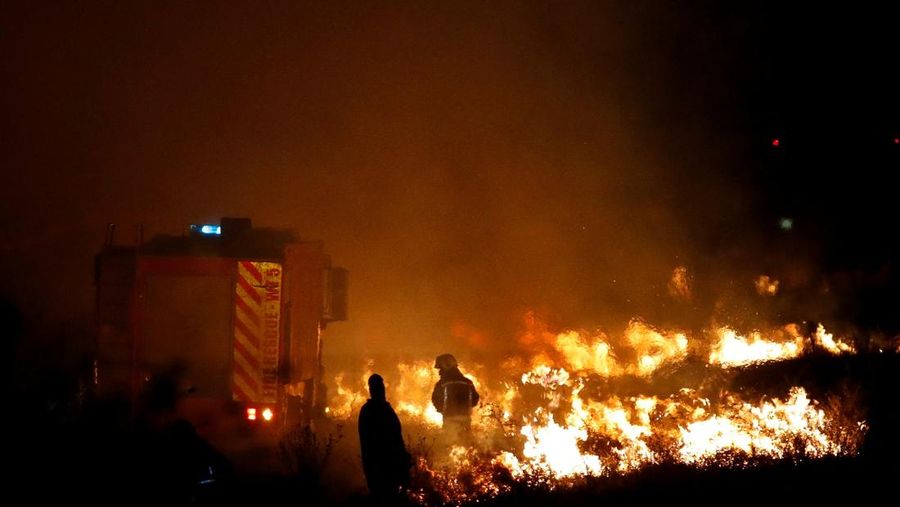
[434,353,458,370]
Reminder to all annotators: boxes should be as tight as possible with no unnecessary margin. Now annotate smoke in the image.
[5,1,895,374]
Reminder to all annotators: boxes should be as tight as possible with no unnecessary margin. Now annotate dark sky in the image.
[2,1,898,366]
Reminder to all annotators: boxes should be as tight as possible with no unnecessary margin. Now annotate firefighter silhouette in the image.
[358,374,411,499]
[431,354,480,443]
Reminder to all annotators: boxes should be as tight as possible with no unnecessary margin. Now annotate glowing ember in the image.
[668,266,692,300]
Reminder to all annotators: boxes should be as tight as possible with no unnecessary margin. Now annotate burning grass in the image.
[328,318,872,505]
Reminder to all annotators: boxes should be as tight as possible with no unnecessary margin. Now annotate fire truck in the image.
[94,217,347,434]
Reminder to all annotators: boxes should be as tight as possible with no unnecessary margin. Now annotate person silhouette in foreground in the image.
[358,374,411,502]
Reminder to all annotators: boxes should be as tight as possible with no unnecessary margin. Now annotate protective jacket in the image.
[431,367,479,419]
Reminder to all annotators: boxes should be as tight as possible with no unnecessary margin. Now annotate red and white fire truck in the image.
[94,217,347,434]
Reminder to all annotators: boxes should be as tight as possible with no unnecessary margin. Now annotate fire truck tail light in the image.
[246,407,257,421]
[262,408,274,422]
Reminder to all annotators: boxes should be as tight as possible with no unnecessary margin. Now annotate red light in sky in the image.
[893,137,899,145]
[771,138,780,147]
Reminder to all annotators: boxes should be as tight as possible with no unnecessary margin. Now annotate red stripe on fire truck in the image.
[236,274,263,305]
[240,261,263,284]
[234,295,261,327]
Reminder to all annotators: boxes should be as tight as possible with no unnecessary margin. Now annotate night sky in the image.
[2,1,898,368]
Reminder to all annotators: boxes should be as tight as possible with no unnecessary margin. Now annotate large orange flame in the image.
[329,319,866,502]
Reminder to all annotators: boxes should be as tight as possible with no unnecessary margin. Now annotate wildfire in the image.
[677,387,843,464]
[328,319,866,504]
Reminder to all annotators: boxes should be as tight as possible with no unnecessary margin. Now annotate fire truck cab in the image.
[94,217,347,435]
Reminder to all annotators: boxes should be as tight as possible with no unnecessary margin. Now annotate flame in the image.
[814,324,855,354]
[624,320,689,376]
[755,275,780,296]
[677,387,843,464]
[519,413,603,478]
[393,361,445,427]
[589,395,657,471]
[533,320,688,377]
[709,327,804,367]
[327,369,370,419]
[551,331,619,376]
[327,318,867,503]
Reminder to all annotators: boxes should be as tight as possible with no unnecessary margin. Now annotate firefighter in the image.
[431,354,480,442]
[358,374,411,500]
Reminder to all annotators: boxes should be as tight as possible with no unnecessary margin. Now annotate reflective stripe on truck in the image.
[233,261,282,404]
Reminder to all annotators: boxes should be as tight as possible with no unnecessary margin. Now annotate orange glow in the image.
[246,407,257,421]
[327,314,867,502]
[709,327,803,367]
[814,324,855,354]
[668,266,691,300]
[262,407,274,421]
[755,275,779,296]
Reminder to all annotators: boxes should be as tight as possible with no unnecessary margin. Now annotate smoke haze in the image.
[2,2,898,370]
